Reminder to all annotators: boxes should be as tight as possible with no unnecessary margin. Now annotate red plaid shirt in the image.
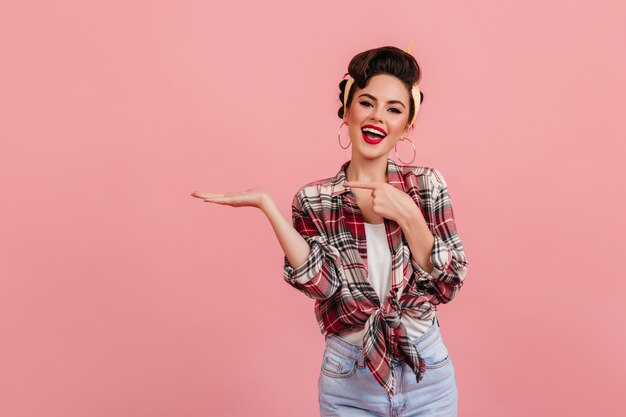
[283,157,469,398]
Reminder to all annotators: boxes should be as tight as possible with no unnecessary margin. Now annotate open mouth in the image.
[361,126,387,144]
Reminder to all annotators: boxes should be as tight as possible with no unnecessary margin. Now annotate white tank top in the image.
[336,221,435,346]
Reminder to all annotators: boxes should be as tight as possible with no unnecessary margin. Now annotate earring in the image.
[338,121,351,149]
[394,136,416,165]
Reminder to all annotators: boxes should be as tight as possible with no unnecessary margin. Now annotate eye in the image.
[359,101,373,107]
[389,108,401,114]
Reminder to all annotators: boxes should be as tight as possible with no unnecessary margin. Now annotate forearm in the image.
[398,207,435,274]
[262,197,311,270]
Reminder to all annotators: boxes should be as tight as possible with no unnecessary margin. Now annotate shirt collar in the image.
[330,157,407,197]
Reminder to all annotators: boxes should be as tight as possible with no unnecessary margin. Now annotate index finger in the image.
[344,181,379,189]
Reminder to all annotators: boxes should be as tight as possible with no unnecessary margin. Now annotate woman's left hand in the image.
[344,180,422,227]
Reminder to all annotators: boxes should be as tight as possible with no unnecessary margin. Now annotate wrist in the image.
[398,205,422,231]
[259,193,276,214]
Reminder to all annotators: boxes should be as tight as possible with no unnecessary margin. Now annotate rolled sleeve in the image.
[411,168,469,303]
[412,234,453,279]
[283,235,324,284]
[282,191,343,300]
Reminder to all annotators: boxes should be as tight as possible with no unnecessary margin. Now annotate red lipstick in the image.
[361,124,387,145]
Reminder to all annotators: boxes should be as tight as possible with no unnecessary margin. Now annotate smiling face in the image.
[342,73,413,159]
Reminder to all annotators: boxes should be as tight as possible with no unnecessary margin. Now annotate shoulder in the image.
[300,176,335,192]
[403,164,444,179]
[401,164,444,193]
[296,176,335,197]
[291,176,335,208]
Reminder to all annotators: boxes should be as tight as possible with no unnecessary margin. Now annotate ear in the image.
[342,107,350,123]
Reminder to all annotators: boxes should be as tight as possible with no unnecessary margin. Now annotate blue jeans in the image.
[318,316,458,417]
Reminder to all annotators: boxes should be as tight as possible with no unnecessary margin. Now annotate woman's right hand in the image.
[192,187,323,294]
[190,188,271,210]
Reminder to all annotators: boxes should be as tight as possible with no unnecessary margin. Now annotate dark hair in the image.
[337,46,424,129]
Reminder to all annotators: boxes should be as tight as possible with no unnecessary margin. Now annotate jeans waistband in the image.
[324,315,440,368]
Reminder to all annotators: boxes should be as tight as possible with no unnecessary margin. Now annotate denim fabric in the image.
[318,316,457,417]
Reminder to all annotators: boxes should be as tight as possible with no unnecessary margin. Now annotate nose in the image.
[370,105,385,122]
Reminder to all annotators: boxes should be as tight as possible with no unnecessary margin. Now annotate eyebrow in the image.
[358,93,406,109]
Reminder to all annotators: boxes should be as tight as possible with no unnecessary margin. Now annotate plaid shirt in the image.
[283,157,469,398]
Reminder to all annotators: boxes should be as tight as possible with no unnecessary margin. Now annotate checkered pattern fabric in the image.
[283,157,468,397]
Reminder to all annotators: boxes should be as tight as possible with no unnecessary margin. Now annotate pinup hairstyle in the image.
[338,46,424,130]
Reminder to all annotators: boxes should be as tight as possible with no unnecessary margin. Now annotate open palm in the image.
[190,188,269,209]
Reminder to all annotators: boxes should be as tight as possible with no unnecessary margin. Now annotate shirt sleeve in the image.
[411,168,469,304]
[283,189,343,300]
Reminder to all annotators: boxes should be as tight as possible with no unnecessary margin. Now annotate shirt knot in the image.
[375,299,402,329]
[362,298,427,398]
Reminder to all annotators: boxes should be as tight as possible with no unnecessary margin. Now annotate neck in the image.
[346,154,389,183]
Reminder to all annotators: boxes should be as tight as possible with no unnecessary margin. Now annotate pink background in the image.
[1,0,625,416]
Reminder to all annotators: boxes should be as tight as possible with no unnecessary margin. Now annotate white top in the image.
[336,221,435,346]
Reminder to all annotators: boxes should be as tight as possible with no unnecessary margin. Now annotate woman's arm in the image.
[262,194,312,273]
[263,191,342,300]
[399,168,469,304]
[191,187,342,300]
[398,208,435,274]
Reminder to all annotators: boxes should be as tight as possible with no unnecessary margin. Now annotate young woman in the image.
[192,45,469,417]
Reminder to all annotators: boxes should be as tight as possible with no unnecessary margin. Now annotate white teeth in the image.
[362,127,386,137]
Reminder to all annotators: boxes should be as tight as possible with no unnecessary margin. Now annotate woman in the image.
[192,45,469,417]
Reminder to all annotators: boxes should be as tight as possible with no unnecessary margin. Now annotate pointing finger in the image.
[345,181,378,189]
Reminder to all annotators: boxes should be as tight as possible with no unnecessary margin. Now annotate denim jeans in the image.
[318,316,458,417]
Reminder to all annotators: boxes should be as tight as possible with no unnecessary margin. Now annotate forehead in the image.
[357,74,409,103]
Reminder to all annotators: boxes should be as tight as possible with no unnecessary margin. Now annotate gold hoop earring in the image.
[338,121,351,149]
[394,136,416,165]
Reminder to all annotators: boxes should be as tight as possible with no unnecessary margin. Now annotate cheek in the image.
[350,101,375,119]
[388,119,408,135]
[348,107,364,122]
